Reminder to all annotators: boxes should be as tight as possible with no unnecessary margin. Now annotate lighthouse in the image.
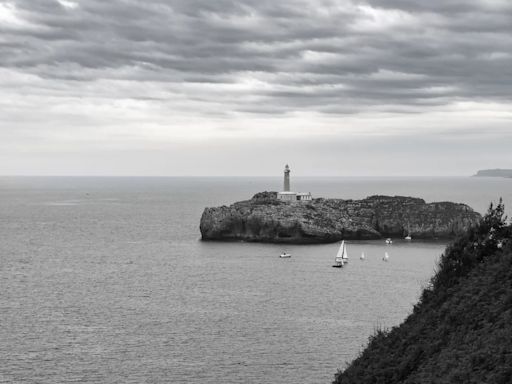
[284,164,291,192]
[277,165,312,202]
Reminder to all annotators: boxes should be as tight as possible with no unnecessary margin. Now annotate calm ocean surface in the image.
[1,176,511,384]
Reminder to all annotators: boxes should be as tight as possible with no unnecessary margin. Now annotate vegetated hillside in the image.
[334,200,512,384]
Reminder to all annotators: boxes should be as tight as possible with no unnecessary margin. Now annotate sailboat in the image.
[360,252,365,260]
[332,241,346,268]
[405,223,412,240]
[383,252,389,262]
[342,242,349,264]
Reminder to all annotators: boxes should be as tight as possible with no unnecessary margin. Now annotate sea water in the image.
[1,176,511,383]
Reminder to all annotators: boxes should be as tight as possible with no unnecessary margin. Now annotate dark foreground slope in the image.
[334,202,512,384]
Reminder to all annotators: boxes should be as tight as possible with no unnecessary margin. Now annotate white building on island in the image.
[277,165,312,202]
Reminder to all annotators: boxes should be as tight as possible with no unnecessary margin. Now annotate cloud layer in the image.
[1,0,511,174]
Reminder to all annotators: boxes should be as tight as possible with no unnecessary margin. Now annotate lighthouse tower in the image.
[277,164,312,202]
[284,164,291,192]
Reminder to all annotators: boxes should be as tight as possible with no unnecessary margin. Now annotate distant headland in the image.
[200,165,481,244]
[474,169,512,178]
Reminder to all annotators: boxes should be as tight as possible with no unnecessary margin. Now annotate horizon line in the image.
[0,174,478,178]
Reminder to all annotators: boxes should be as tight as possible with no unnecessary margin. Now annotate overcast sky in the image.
[1,0,511,176]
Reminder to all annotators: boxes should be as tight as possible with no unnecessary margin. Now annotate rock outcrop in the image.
[200,192,481,244]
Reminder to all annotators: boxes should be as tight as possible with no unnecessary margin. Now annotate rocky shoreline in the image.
[199,192,482,244]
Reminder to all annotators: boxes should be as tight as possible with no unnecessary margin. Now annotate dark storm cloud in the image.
[1,0,512,114]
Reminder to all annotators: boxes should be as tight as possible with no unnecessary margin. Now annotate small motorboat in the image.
[385,238,393,245]
[280,252,291,258]
[405,235,412,240]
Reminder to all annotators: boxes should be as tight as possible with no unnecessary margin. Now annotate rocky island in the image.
[200,192,481,244]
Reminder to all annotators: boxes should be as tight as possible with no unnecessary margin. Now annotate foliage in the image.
[333,200,512,384]
[431,198,508,293]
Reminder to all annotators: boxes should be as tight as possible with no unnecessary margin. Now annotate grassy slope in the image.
[334,202,512,384]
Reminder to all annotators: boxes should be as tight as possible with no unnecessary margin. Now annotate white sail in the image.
[335,241,344,262]
[341,242,348,261]
[360,252,365,260]
[383,252,389,261]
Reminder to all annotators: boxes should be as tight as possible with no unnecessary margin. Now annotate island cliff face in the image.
[200,192,481,243]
